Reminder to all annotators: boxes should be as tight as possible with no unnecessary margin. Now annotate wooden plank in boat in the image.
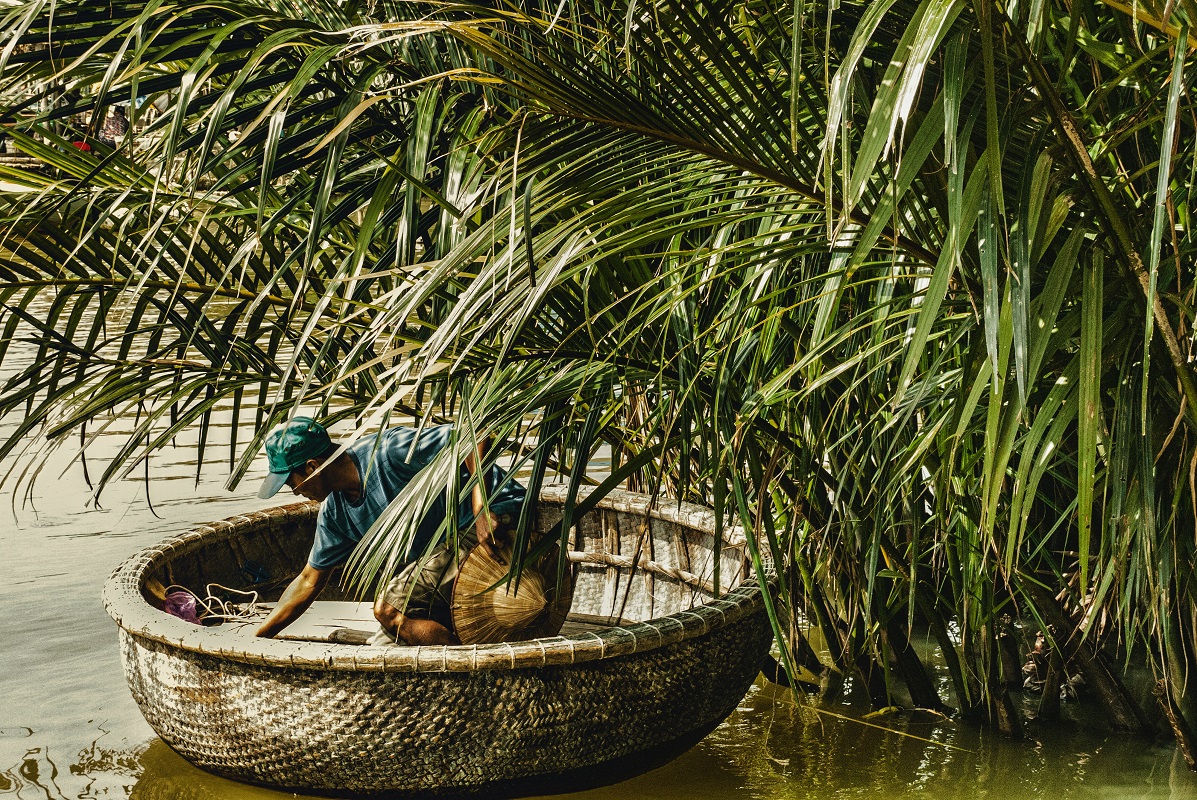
[556,613,629,636]
[260,601,377,643]
[558,619,606,636]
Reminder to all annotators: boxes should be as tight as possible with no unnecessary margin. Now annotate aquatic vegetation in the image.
[2,0,1197,759]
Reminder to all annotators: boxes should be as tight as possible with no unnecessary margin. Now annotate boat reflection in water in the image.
[128,733,748,800]
[0,728,141,800]
[131,741,285,800]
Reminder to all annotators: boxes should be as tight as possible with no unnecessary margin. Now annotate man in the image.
[253,417,524,645]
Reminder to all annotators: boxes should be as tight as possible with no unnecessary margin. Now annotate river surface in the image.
[2,389,1197,799]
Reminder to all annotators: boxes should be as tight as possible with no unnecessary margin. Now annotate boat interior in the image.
[144,499,750,644]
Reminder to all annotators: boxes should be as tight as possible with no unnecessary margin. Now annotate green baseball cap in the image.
[258,416,333,499]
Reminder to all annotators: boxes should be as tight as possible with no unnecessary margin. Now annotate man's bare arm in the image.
[255,565,331,638]
[464,436,502,555]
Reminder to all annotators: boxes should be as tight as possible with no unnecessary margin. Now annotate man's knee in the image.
[373,597,403,631]
[397,615,457,646]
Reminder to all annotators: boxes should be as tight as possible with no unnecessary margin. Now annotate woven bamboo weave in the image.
[104,487,774,797]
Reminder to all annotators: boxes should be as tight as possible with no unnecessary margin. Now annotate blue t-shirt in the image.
[308,425,526,571]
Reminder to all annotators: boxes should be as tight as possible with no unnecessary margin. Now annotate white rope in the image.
[166,583,264,623]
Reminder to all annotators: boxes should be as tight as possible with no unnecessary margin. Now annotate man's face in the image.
[286,459,329,501]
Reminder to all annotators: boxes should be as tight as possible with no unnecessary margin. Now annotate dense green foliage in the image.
[3,0,1197,743]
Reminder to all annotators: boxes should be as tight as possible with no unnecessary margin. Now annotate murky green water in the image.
[1,389,1196,799]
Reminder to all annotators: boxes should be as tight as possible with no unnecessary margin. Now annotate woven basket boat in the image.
[103,486,774,797]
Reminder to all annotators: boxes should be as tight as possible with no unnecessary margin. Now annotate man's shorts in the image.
[380,534,476,631]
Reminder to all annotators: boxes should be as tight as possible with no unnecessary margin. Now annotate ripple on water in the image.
[30,518,71,528]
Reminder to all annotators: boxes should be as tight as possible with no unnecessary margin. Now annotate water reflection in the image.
[131,742,284,800]
[705,683,1197,800]
[131,736,753,800]
[0,730,140,800]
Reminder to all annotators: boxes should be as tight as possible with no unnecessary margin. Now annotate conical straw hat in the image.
[452,545,574,645]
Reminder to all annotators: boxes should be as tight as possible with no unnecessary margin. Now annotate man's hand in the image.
[465,434,507,560]
[255,565,330,638]
[474,509,507,561]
